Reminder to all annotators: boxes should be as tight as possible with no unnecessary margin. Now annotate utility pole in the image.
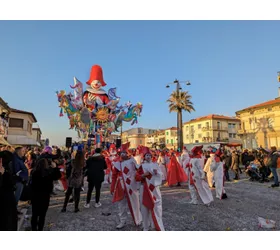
[166,79,191,152]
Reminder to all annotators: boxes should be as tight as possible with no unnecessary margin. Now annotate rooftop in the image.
[236,98,280,114]
[184,114,240,124]
[0,97,11,111]
[11,108,37,123]
[165,127,178,131]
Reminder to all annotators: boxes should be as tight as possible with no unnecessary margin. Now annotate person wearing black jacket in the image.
[223,153,232,181]
[0,151,18,231]
[30,158,61,231]
[84,148,107,209]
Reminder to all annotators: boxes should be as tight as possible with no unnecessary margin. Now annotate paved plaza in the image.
[20,172,280,231]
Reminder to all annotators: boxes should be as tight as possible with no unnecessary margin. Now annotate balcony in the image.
[202,127,210,131]
[237,129,246,134]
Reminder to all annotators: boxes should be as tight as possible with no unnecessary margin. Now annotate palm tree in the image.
[167,90,195,151]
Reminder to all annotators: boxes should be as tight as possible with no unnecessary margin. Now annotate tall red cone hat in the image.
[86,65,107,86]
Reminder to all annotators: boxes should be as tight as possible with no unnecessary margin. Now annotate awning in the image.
[0,136,11,146]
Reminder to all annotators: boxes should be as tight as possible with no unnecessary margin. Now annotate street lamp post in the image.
[166,79,191,152]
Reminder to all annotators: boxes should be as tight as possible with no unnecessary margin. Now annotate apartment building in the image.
[183,114,241,145]
[236,98,280,149]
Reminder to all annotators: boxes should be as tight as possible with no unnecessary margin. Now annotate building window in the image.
[206,122,209,128]
[171,139,173,144]
[229,133,236,138]
[217,121,221,129]
[198,124,201,129]
[198,134,202,139]
[185,126,188,131]
[138,128,143,134]
[140,140,142,144]
[166,132,169,136]
[268,107,272,111]
[186,134,189,139]
[206,132,210,137]
[166,139,169,144]
[9,118,24,128]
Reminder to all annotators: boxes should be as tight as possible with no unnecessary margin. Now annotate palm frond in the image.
[166,90,195,113]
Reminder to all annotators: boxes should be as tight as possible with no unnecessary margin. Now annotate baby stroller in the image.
[245,162,262,181]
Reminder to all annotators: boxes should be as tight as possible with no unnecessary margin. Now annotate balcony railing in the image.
[237,129,246,134]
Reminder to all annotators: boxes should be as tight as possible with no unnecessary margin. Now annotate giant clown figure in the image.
[83,65,110,111]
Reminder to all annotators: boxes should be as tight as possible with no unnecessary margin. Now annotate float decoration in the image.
[57,64,143,143]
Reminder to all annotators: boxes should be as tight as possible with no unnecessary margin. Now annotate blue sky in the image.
[1,21,280,146]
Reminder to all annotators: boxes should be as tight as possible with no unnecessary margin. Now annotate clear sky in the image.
[1,21,280,146]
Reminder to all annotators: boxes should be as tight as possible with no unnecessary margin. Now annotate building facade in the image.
[236,98,280,149]
[121,127,157,148]
[183,114,241,145]
[145,130,166,148]
[165,127,178,149]
[7,108,40,146]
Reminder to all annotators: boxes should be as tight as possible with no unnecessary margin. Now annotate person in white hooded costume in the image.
[204,147,217,188]
[210,150,227,200]
[181,147,191,176]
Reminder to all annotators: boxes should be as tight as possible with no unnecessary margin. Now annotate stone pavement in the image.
[21,172,280,231]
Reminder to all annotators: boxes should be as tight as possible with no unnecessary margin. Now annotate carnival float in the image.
[56,65,143,144]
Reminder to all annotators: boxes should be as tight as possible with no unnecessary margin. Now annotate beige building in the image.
[145,130,166,148]
[121,127,157,148]
[7,108,41,146]
[183,114,241,145]
[236,98,280,149]
[31,127,43,147]
[0,97,11,145]
[165,127,178,149]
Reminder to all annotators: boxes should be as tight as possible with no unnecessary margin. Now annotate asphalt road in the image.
[20,171,280,231]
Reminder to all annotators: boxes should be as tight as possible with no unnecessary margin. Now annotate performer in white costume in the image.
[181,147,190,175]
[136,147,164,231]
[189,145,214,206]
[110,143,142,229]
[134,146,143,165]
[157,151,167,181]
[210,150,227,200]
[203,147,217,188]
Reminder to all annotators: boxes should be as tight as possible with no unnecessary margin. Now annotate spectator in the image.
[84,148,107,208]
[61,150,84,213]
[13,146,28,210]
[266,146,279,188]
[0,151,18,231]
[231,151,240,180]
[30,158,61,231]
[223,152,232,181]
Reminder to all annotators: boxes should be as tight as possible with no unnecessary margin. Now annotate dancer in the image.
[110,142,142,229]
[204,147,216,188]
[189,145,213,206]
[136,147,164,231]
[210,150,227,199]
[157,152,167,181]
[167,153,188,187]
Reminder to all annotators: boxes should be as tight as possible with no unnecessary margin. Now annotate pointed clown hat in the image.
[191,145,203,155]
[141,146,152,156]
[109,144,117,155]
[86,65,106,86]
[120,142,130,153]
